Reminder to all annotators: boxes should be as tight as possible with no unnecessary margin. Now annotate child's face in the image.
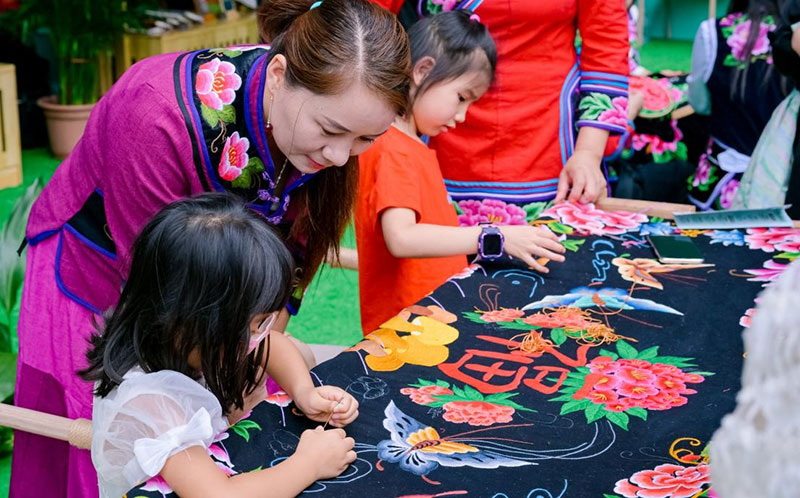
[266,55,397,174]
[412,68,491,137]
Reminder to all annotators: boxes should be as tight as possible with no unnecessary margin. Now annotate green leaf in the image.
[218,104,236,124]
[605,410,630,430]
[561,238,586,252]
[234,419,261,430]
[230,169,253,189]
[462,312,487,324]
[246,156,264,173]
[220,49,243,57]
[550,393,578,403]
[522,202,548,221]
[626,407,648,420]
[598,349,619,360]
[723,53,741,68]
[549,222,574,235]
[604,494,624,498]
[232,425,251,442]
[616,341,639,359]
[584,402,606,424]
[576,366,591,374]
[451,386,467,398]
[652,356,696,367]
[435,379,451,388]
[651,217,664,223]
[637,346,659,360]
[463,385,485,401]
[201,104,220,128]
[689,371,715,376]
[427,400,447,408]
[498,320,538,331]
[775,252,800,261]
[560,377,584,388]
[550,328,567,346]
[560,398,591,415]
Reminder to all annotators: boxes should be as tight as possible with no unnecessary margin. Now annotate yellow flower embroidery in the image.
[361,315,459,372]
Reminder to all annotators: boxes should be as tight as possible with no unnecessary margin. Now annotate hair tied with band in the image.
[469,13,480,22]
[310,0,322,9]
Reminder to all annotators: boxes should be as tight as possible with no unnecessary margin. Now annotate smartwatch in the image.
[478,224,505,260]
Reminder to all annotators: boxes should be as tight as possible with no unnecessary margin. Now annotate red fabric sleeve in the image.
[577,0,630,76]
[370,149,423,223]
[370,0,404,14]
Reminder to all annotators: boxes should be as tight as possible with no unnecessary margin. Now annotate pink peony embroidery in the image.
[744,228,800,253]
[542,202,648,236]
[744,259,790,284]
[597,97,629,128]
[457,199,527,226]
[633,119,684,156]
[614,463,711,498]
[430,0,458,10]
[401,385,454,405]
[219,132,250,181]
[727,20,773,61]
[196,58,242,111]
[441,401,515,426]
[692,154,712,187]
[718,179,740,209]
[576,357,704,412]
[479,308,525,323]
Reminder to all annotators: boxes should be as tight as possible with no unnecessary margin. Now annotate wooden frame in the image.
[0,63,22,189]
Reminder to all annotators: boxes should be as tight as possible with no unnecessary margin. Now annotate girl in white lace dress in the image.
[79,194,359,497]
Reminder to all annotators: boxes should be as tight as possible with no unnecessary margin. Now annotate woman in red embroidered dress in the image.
[375,0,630,222]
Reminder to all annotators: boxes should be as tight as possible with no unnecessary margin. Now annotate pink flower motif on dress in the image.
[218,131,250,181]
[744,259,790,284]
[718,179,740,209]
[577,357,704,412]
[442,401,515,426]
[457,199,527,226]
[720,12,743,27]
[633,120,684,156]
[196,58,242,110]
[614,463,711,498]
[597,97,629,128]
[541,202,648,236]
[479,308,525,323]
[744,228,800,253]
[728,20,773,61]
[265,390,292,407]
[401,385,454,405]
[692,154,712,187]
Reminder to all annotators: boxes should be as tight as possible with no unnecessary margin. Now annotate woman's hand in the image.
[499,225,566,273]
[555,149,607,204]
[295,385,359,427]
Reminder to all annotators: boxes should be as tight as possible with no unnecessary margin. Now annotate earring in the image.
[266,95,274,133]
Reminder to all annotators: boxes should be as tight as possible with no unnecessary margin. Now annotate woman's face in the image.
[266,55,397,175]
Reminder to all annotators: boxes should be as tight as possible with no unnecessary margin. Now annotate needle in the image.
[322,398,344,429]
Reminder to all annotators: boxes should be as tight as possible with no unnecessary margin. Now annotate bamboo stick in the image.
[0,404,92,449]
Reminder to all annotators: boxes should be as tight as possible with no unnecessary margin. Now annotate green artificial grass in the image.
[639,39,694,74]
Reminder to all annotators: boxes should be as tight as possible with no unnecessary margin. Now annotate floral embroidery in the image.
[265,390,292,407]
[479,308,525,323]
[721,14,776,68]
[457,199,527,226]
[632,120,687,163]
[613,463,711,498]
[744,259,790,285]
[639,221,676,237]
[718,179,740,209]
[689,153,719,191]
[541,202,648,236]
[141,475,174,495]
[360,315,460,372]
[578,93,628,126]
[401,379,532,426]
[704,229,745,247]
[218,132,250,181]
[551,341,709,430]
[425,0,457,14]
[196,58,242,111]
[744,228,800,253]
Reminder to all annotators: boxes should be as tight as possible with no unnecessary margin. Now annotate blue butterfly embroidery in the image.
[376,401,534,477]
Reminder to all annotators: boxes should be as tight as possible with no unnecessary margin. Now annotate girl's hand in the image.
[499,225,566,273]
[555,149,607,204]
[294,426,357,480]
[295,386,359,427]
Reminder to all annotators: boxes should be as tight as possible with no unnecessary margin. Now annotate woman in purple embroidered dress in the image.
[10,1,410,496]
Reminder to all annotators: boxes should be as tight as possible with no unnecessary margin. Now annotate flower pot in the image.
[36,95,95,159]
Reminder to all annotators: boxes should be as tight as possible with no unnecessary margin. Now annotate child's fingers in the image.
[517,253,548,273]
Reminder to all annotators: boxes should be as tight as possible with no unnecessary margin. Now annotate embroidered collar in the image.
[175,45,317,223]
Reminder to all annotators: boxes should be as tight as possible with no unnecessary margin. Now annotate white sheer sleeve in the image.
[91,369,230,497]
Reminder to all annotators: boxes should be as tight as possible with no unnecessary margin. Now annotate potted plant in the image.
[12,1,146,158]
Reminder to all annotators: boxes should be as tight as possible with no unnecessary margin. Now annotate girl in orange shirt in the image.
[355,11,566,334]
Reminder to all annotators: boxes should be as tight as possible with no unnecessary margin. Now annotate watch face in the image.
[482,233,503,257]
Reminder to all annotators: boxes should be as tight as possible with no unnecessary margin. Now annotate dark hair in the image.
[726,0,782,99]
[407,10,497,102]
[257,0,412,287]
[80,193,295,413]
